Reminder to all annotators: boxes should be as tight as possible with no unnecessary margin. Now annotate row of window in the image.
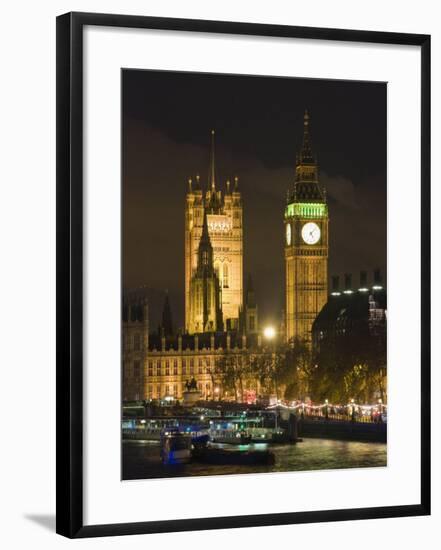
[147,364,211,377]
[147,357,244,375]
[124,333,143,351]
[125,360,142,379]
[126,355,250,379]
[125,361,217,379]
[147,382,212,399]
[148,357,213,369]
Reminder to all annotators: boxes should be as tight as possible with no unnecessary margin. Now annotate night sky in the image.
[122,69,386,331]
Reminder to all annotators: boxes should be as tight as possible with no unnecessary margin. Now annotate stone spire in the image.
[293,110,324,202]
[206,130,222,214]
[161,290,173,337]
[209,129,216,191]
[189,205,223,333]
[299,109,315,164]
[197,207,213,269]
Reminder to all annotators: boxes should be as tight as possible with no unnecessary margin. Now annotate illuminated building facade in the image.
[123,290,269,402]
[143,332,264,401]
[185,131,243,332]
[123,115,335,402]
[188,210,223,333]
[284,111,329,343]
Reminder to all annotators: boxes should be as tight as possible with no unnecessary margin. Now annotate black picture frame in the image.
[56,11,431,539]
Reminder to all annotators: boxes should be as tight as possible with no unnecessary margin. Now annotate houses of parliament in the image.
[123,112,329,402]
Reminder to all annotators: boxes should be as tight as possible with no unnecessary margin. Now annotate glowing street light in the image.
[263,326,276,340]
[214,386,220,401]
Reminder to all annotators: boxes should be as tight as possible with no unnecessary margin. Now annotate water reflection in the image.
[122,438,387,480]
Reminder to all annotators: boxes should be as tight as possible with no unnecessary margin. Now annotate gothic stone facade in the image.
[188,210,223,333]
[185,131,243,332]
[123,116,332,402]
[123,325,266,402]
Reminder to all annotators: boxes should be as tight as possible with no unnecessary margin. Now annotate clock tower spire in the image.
[292,110,325,202]
[299,109,314,162]
[285,111,329,344]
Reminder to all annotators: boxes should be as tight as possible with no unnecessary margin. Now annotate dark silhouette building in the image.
[160,291,174,337]
[312,279,387,401]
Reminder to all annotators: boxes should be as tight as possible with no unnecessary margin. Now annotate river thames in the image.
[122,438,387,480]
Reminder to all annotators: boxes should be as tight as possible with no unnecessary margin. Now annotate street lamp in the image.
[263,326,276,340]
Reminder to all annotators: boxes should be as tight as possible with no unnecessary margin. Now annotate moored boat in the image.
[160,430,192,464]
[209,428,252,445]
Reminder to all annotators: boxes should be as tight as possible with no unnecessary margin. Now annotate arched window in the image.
[223,263,229,288]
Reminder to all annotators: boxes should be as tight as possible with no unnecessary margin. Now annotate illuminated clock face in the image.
[286,223,291,245]
[301,222,321,245]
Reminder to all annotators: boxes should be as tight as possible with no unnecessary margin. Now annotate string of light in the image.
[267,400,387,412]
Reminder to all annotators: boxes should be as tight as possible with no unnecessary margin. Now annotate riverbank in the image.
[298,418,387,443]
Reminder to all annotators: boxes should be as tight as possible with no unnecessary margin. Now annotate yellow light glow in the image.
[263,326,276,340]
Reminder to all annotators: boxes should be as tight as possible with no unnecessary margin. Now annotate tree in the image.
[311,307,387,404]
[215,352,249,402]
[248,338,312,402]
[249,348,281,399]
[282,338,313,400]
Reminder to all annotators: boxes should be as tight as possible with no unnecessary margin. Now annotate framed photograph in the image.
[56,12,430,538]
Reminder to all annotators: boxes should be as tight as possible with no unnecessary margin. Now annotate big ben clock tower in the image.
[285,111,328,343]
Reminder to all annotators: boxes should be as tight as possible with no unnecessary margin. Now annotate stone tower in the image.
[185,130,243,332]
[284,111,329,343]
[188,209,223,333]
